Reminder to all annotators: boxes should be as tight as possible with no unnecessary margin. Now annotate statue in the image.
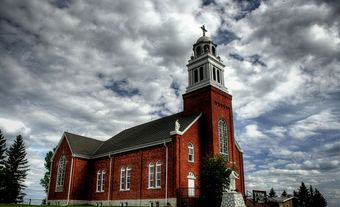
[175,120,180,133]
[228,171,239,192]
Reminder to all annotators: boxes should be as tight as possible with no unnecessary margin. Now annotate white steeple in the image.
[186,25,228,93]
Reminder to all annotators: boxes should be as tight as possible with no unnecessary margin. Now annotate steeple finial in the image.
[200,25,207,36]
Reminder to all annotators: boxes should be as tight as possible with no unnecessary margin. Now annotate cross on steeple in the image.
[200,25,207,36]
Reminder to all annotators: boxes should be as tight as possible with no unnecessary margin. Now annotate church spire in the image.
[185,25,228,93]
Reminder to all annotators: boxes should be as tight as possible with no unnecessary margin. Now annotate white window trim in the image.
[96,171,101,192]
[148,162,154,188]
[188,142,194,163]
[55,155,67,192]
[126,167,131,191]
[155,161,161,188]
[101,170,106,192]
[218,119,229,160]
[96,170,106,192]
[120,167,125,191]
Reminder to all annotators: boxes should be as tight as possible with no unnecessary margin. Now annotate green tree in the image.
[40,149,54,193]
[313,188,327,207]
[4,135,29,203]
[0,130,7,202]
[293,190,299,207]
[281,190,287,197]
[297,182,310,207]
[200,155,231,207]
[309,185,314,206]
[269,188,276,197]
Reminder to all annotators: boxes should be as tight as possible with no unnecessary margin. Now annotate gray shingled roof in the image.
[63,112,201,158]
[93,112,201,156]
[64,132,103,157]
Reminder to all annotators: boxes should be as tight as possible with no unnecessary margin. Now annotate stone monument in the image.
[220,170,246,207]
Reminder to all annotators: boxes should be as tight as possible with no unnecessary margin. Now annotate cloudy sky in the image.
[0,0,339,206]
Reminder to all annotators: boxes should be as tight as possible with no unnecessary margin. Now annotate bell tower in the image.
[183,26,244,195]
[186,25,228,94]
[183,25,234,157]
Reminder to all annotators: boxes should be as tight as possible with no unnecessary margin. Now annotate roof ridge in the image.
[64,131,103,142]
[120,112,182,133]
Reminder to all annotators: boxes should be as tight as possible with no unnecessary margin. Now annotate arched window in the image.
[120,167,131,191]
[204,44,209,53]
[188,143,194,162]
[212,46,216,56]
[55,155,67,192]
[187,172,196,197]
[155,161,161,188]
[120,167,125,191]
[126,167,131,190]
[196,46,202,56]
[218,119,229,160]
[96,171,101,192]
[96,170,106,192]
[148,162,154,188]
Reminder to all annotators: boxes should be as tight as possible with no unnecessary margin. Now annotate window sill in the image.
[119,189,130,192]
[96,191,105,193]
[147,187,161,190]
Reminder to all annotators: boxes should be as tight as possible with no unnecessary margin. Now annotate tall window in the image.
[218,119,229,160]
[126,167,131,190]
[120,166,131,191]
[120,167,125,191]
[148,161,161,188]
[196,46,202,56]
[148,162,154,188]
[194,69,198,83]
[213,67,216,81]
[155,161,161,188]
[96,170,106,192]
[55,156,66,192]
[188,172,196,197]
[217,70,220,83]
[199,67,204,81]
[188,143,194,162]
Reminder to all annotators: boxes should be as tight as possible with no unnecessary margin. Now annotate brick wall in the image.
[71,157,90,200]
[176,120,202,190]
[89,157,110,200]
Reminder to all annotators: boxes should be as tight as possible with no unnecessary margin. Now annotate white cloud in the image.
[288,109,340,139]
[0,118,31,137]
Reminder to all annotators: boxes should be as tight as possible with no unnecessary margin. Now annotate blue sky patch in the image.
[105,79,140,97]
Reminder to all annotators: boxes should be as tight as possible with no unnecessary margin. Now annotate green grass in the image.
[0,205,93,207]
[0,205,143,207]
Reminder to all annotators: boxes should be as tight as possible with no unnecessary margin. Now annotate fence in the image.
[176,188,201,207]
[20,198,44,205]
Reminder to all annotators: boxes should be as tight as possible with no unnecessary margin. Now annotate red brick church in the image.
[47,26,245,207]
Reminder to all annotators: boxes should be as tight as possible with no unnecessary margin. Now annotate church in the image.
[47,26,245,207]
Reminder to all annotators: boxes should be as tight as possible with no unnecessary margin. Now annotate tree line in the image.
[268,181,327,207]
[0,130,29,203]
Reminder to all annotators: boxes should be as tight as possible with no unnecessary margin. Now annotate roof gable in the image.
[64,132,103,157]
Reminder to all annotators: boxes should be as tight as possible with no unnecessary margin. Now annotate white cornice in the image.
[186,81,229,94]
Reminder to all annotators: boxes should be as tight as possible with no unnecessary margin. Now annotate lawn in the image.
[0,205,92,207]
